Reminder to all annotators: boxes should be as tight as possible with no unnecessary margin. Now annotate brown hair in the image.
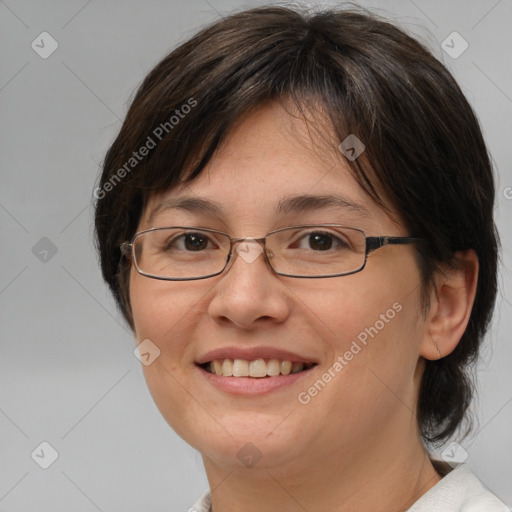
[94,5,499,446]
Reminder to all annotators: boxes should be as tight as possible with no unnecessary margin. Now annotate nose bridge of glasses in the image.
[228,236,270,266]
[229,235,267,245]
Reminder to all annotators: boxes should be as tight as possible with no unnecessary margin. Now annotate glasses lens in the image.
[133,228,231,279]
[267,225,366,277]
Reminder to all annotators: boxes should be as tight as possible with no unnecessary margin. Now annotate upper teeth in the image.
[209,359,311,378]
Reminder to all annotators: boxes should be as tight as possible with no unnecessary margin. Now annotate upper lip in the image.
[195,346,318,365]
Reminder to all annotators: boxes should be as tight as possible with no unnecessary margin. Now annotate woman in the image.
[94,5,508,511]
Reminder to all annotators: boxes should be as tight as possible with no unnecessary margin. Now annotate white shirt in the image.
[190,463,510,511]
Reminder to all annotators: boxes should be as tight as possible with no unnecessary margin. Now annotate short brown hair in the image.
[94,5,499,446]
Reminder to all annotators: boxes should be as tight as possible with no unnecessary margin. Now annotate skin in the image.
[129,99,478,511]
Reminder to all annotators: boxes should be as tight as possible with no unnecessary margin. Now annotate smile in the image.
[201,358,317,378]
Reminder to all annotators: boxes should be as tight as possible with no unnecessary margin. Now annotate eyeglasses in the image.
[120,224,423,281]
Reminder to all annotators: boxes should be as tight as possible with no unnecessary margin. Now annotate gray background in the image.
[1,0,511,510]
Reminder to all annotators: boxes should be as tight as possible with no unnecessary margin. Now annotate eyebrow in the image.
[148,196,224,224]
[276,193,370,217]
[147,193,370,224]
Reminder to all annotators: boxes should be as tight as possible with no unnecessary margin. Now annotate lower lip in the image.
[196,365,317,395]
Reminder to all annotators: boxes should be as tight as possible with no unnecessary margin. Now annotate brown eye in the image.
[293,230,349,251]
[162,232,212,252]
[182,233,209,251]
[308,232,334,251]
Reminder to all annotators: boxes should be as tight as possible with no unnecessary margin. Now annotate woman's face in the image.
[129,100,428,472]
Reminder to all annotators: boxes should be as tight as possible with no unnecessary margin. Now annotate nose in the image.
[206,238,292,329]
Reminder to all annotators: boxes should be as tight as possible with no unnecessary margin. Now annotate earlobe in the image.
[420,249,479,360]
[428,335,442,360]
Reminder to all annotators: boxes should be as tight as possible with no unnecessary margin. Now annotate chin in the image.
[182,416,307,470]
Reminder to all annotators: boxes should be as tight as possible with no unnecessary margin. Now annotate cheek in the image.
[292,273,423,435]
[299,260,423,388]
[129,271,209,439]
[131,270,194,338]
[298,273,410,345]
[129,271,209,374]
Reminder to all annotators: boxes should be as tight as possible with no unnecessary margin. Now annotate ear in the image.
[420,250,479,360]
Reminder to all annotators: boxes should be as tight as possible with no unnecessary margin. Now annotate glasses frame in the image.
[120,224,424,281]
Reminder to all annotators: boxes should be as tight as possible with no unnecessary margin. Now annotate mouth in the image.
[198,358,318,378]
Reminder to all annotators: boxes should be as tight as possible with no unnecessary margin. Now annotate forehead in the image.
[141,100,401,231]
